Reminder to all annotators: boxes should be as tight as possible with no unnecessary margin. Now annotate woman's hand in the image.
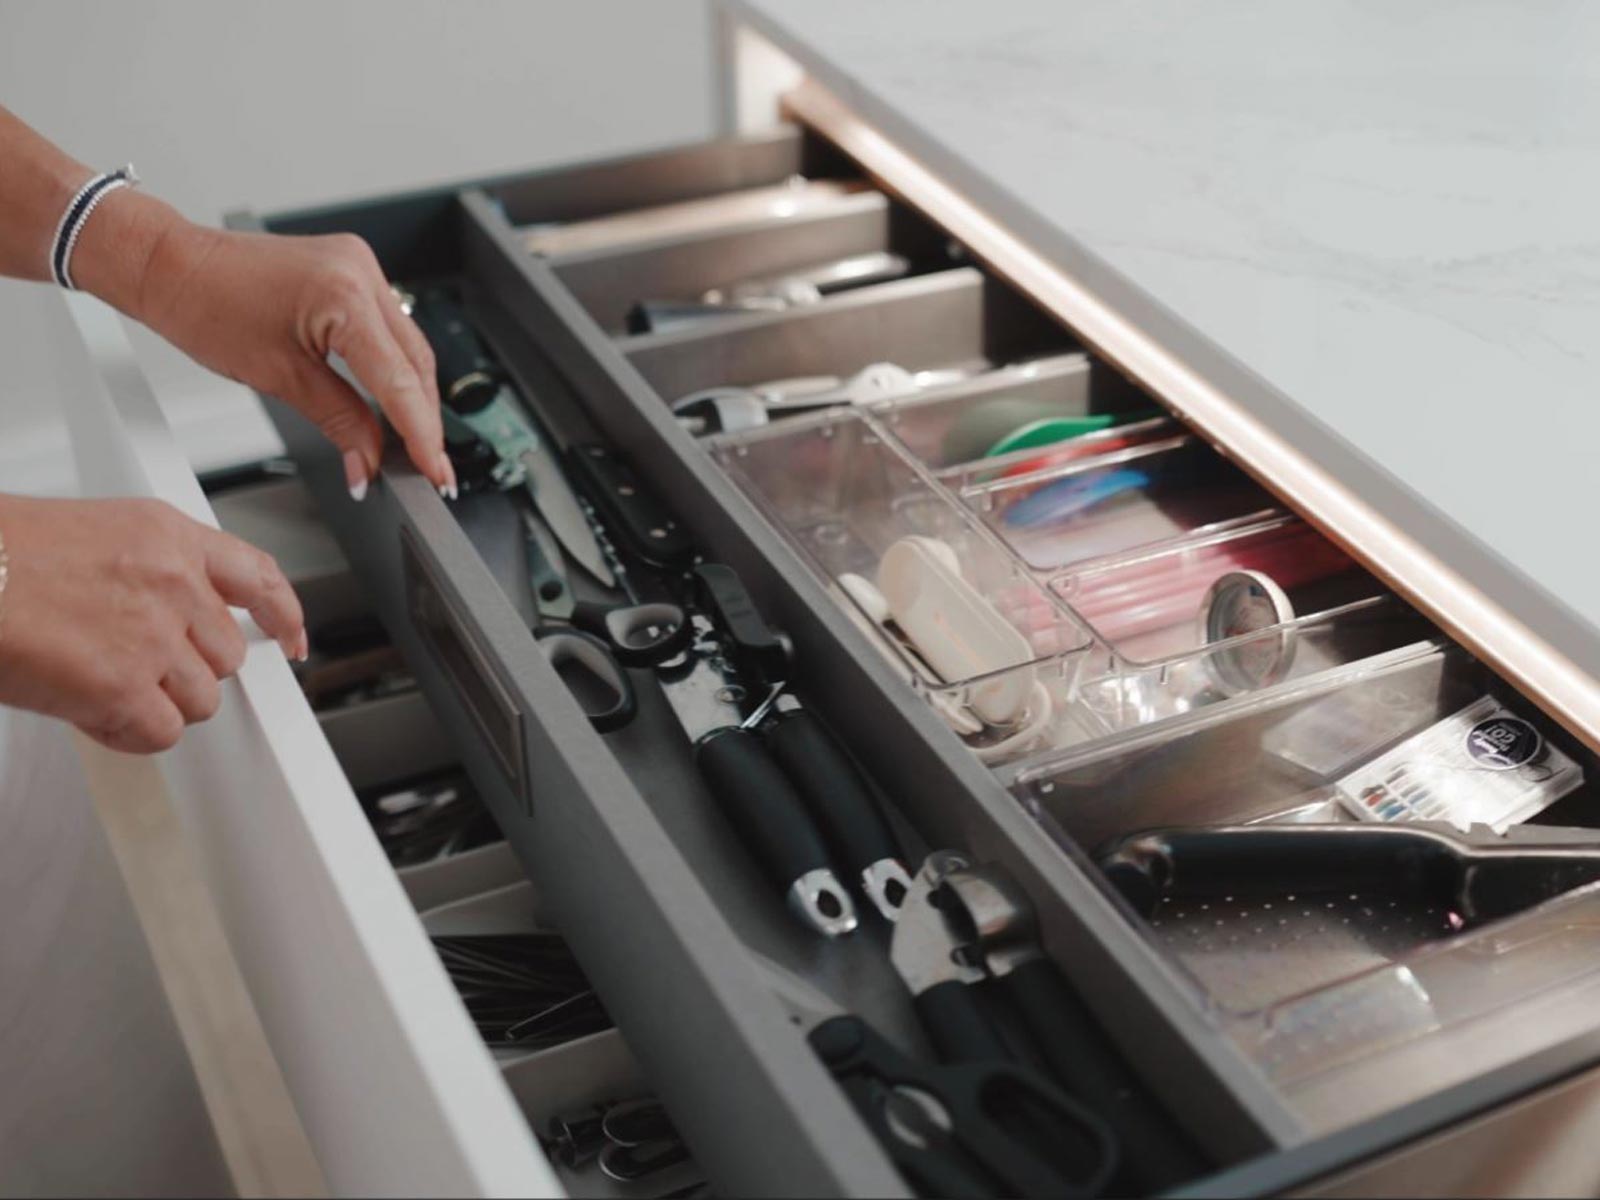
[0,107,451,496]
[138,223,456,500]
[70,192,456,501]
[0,495,306,754]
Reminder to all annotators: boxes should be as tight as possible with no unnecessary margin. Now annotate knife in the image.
[521,509,575,621]
[411,290,614,589]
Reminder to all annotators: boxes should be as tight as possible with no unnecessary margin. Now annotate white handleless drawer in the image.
[47,292,563,1197]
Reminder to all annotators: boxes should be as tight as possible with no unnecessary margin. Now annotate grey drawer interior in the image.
[618,266,1068,402]
[550,185,954,336]
[224,121,1600,1197]
[208,471,727,1196]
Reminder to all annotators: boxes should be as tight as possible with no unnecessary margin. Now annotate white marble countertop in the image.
[733,0,1600,674]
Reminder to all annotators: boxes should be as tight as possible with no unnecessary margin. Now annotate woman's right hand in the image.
[0,495,306,754]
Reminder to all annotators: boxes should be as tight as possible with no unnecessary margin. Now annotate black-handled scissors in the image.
[519,508,641,733]
[532,625,636,733]
[517,480,687,729]
[813,1014,1117,1198]
[571,598,693,668]
[755,956,1116,1198]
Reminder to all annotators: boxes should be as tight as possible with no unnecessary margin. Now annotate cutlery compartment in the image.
[548,185,957,336]
[872,352,1169,471]
[420,881,612,1058]
[955,436,1281,574]
[619,266,1073,411]
[420,884,704,1197]
[518,176,866,259]
[209,471,520,898]
[1008,643,1600,1136]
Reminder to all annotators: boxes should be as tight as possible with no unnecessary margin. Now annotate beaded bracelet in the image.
[0,524,9,648]
[50,164,140,290]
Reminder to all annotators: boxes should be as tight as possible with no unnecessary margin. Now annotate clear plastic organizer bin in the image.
[954,435,1281,574]
[1007,642,1600,1135]
[712,408,1092,761]
[1053,515,1382,661]
[869,352,1171,471]
[1062,595,1439,748]
[920,596,1436,767]
[1048,515,1439,741]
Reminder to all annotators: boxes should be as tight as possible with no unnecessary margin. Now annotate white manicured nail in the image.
[343,451,369,503]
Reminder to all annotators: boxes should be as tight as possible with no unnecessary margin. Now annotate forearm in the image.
[0,104,199,320]
[0,106,449,492]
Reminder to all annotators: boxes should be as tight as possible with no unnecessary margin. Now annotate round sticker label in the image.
[1465,715,1542,770]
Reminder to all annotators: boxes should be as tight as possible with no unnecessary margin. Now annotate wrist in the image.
[69,187,197,322]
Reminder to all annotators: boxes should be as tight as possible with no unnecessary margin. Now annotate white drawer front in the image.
[46,291,560,1198]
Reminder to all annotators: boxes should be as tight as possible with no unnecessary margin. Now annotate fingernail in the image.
[343,450,368,503]
[437,452,459,502]
[296,631,310,662]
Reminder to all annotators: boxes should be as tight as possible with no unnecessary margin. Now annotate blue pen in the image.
[1001,467,1152,529]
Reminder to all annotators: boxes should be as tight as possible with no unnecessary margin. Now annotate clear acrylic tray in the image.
[712,409,1092,761]
[1008,642,1600,1135]
[953,436,1281,573]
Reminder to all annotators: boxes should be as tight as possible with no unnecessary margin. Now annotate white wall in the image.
[0,0,715,493]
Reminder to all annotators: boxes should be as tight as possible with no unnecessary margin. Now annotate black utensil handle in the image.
[566,443,695,569]
[763,708,900,874]
[692,564,788,692]
[811,1014,1115,1199]
[410,289,502,413]
[1004,957,1208,1190]
[914,980,1013,1065]
[1097,824,1460,918]
[1104,825,1600,932]
[694,726,832,888]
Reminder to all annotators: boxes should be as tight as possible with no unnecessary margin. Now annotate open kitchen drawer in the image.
[48,38,1600,1200]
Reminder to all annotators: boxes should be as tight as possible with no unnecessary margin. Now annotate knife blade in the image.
[511,417,614,588]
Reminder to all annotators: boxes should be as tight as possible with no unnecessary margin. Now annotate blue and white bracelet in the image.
[49,164,140,290]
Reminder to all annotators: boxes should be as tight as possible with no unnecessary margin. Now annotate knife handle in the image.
[566,443,695,569]
[410,289,502,413]
[522,516,572,618]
